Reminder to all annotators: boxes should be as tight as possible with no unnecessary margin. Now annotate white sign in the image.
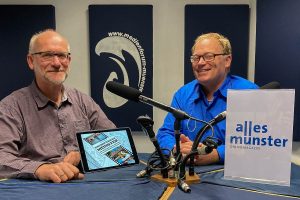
[224,89,295,186]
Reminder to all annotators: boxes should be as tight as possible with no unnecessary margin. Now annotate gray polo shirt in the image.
[0,81,116,179]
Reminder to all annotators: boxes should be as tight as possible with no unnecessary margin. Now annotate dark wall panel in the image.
[185,5,250,83]
[0,5,55,100]
[256,0,300,140]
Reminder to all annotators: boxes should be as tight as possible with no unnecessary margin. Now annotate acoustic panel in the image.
[256,0,300,141]
[0,5,55,99]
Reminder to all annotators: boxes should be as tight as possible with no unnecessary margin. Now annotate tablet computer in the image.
[76,127,139,173]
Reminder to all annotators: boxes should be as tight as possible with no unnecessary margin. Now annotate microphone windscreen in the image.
[106,81,141,102]
[260,81,280,89]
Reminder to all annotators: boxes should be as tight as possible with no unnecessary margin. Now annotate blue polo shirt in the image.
[156,75,258,163]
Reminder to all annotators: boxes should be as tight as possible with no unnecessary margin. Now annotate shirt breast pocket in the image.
[73,119,91,133]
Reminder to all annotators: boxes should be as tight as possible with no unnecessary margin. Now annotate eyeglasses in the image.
[190,53,227,63]
[31,51,71,62]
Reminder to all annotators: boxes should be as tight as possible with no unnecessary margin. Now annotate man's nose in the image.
[51,56,62,66]
[197,56,206,64]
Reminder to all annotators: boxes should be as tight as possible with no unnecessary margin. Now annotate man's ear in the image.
[27,54,34,70]
[225,54,232,71]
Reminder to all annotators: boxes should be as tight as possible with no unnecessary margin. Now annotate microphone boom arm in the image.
[138,95,190,120]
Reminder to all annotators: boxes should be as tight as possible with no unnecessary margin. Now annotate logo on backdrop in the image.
[229,120,289,150]
[94,32,147,108]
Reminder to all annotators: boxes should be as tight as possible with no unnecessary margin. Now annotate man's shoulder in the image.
[174,80,199,99]
[229,75,258,89]
[0,86,31,105]
[0,87,33,116]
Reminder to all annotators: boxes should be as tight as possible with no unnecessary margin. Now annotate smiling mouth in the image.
[198,68,211,72]
[47,70,65,73]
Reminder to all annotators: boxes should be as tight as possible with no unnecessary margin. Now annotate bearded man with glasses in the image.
[157,33,258,165]
[0,29,116,182]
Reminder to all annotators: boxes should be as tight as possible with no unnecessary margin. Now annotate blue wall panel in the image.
[0,5,55,100]
[185,5,250,83]
[256,0,300,140]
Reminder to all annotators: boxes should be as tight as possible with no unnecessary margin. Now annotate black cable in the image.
[188,112,226,176]
[147,148,171,172]
[136,148,171,178]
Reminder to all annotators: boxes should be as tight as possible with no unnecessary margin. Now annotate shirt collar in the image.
[218,75,232,98]
[190,81,203,102]
[29,81,71,109]
[192,75,232,102]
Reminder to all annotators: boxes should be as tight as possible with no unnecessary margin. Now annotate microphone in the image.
[196,144,213,155]
[136,115,155,139]
[208,111,227,125]
[260,81,280,89]
[106,81,192,120]
[136,115,168,178]
[106,81,142,102]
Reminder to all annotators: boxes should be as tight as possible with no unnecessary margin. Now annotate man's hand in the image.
[35,162,84,183]
[193,148,220,165]
[174,134,220,165]
[63,151,81,166]
[178,134,193,156]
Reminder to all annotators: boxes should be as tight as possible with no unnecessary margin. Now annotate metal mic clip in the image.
[167,152,176,178]
[136,167,152,178]
[178,179,191,193]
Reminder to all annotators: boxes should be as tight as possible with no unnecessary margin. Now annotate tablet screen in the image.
[76,127,139,173]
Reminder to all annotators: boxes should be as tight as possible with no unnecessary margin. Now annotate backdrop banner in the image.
[225,89,295,186]
[89,5,153,130]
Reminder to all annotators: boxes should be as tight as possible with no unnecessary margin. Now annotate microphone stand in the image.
[150,115,185,186]
[164,115,200,190]
[177,122,220,192]
[137,111,212,192]
[188,112,226,176]
[151,113,200,193]
[188,123,212,176]
[136,116,168,178]
[174,118,182,171]
[147,112,200,190]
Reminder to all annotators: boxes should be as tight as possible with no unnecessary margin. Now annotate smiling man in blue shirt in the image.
[156,33,258,165]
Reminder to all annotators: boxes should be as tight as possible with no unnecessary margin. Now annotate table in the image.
[168,163,300,200]
[1,154,299,200]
